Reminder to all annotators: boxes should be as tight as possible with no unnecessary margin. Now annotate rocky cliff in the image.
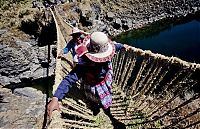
[62,0,200,35]
[0,30,56,86]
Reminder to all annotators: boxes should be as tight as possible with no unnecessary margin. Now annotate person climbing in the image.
[48,32,130,129]
[57,27,87,65]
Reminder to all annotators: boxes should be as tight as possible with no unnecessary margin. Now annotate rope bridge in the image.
[48,7,200,129]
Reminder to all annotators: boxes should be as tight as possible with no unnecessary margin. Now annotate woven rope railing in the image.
[112,48,200,128]
[49,6,200,129]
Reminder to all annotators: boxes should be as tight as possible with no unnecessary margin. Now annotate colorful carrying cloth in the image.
[83,62,113,109]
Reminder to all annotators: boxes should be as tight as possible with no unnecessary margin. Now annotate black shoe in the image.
[89,104,100,116]
[92,107,100,116]
[112,118,126,129]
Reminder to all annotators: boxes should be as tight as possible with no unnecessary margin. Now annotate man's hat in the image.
[76,32,115,62]
[69,27,82,36]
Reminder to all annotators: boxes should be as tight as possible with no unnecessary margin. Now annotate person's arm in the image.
[47,66,81,118]
[114,42,131,52]
[53,68,79,99]
[63,40,74,54]
[57,40,75,58]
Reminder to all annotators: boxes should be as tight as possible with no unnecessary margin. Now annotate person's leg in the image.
[86,101,100,116]
[103,107,114,120]
[103,107,126,129]
[82,84,101,116]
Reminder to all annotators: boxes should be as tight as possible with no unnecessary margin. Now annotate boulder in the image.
[0,86,46,129]
[112,18,122,29]
[106,12,115,21]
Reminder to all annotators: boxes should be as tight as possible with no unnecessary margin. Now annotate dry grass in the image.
[0,0,39,41]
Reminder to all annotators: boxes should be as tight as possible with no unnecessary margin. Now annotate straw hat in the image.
[76,32,115,62]
[69,27,82,36]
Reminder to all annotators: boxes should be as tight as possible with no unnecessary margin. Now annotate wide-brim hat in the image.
[69,27,82,36]
[76,32,115,62]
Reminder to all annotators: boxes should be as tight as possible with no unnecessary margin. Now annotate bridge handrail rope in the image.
[49,6,200,128]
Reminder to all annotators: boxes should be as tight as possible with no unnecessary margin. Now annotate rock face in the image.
[0,31,56,86]
[62,0,200,35]
[0,86,46,129]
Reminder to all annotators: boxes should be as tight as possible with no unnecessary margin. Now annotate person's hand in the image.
[57,50,64,59]
[123,44,131,51]
[47,97,60,119]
